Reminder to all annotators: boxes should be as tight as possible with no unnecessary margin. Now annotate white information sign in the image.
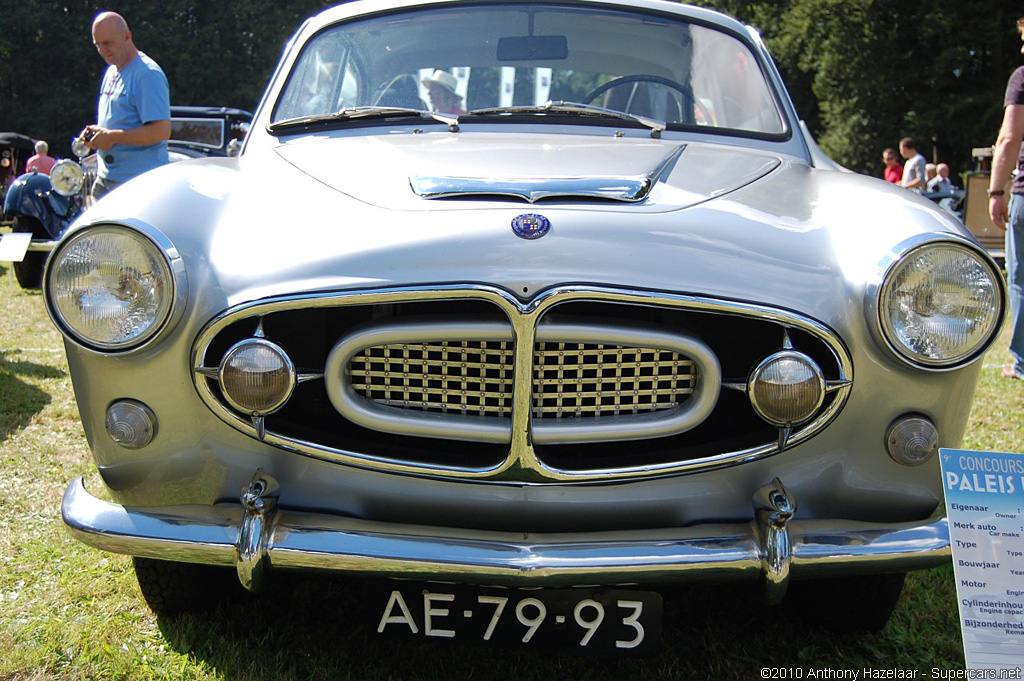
[941,447,1024,671]
[0,232,31,262]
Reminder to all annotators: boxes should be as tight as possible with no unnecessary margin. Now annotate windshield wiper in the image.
[269,106,459,132]
[467,100,666,138]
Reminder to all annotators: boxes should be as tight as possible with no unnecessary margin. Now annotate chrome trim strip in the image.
[63,477,950,586]
[192,284,852,482]
[27,239,59,252]
[409,175,654,203]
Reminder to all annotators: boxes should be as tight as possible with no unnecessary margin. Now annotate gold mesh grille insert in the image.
[532,342,695,418]
[349,340,697,419]
[348,341,515,415]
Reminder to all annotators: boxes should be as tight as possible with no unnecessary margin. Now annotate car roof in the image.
[171,106,253,120]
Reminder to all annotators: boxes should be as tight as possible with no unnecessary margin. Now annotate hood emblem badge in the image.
[511,214,551,240]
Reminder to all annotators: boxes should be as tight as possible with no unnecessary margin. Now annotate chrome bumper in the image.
[27,239,59,252]
[62,475,950,603]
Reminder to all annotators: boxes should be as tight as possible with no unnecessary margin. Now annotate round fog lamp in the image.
[219,339,296,416]
[105,400,157,449]
[886,415,937,466]
[748,351,825,427]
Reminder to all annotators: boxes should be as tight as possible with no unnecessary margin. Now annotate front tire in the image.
[785,572,906,633]
[132,557,246,616]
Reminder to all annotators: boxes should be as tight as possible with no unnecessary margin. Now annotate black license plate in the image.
[367,582,662,654]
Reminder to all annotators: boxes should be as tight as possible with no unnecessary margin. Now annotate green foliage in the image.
[2,0,1021,176]
[0,1,334,159]
[693,0,1023,176]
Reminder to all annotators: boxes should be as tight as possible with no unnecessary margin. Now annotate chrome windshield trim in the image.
[192,284,852,483]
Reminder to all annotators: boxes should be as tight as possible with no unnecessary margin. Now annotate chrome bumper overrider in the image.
[62,475,950,604]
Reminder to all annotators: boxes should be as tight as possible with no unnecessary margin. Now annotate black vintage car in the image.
[167,105,253,159]
[4,107,253,289]
[0,132,37,221]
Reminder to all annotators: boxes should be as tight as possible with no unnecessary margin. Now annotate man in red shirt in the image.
[882,148,902,184]
[25,140,56,175]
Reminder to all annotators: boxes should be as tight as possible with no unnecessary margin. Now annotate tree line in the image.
[2,0,1022,180]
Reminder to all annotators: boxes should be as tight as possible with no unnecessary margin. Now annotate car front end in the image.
[47,0,1004,648]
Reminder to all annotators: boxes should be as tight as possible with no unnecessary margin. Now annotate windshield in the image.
[272,4,786,136]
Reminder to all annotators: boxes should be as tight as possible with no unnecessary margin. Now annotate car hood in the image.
[85,130,968,325]
[273,132,781,210]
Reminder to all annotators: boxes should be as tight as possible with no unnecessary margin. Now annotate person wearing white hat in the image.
[422,69,466,114]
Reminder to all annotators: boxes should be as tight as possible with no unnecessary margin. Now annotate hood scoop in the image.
[410,175,655,203]
[275,133,782,210]
[410,146,682,203]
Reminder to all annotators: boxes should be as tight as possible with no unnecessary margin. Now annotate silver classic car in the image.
[49,0,1004,651]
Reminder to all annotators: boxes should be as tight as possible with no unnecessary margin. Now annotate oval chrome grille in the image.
[191,285,852,482]
[326,320,720,445]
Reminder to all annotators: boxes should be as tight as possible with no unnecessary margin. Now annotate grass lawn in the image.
[0,268,1020,680]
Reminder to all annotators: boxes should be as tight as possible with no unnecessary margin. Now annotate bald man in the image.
[83,12,170,200]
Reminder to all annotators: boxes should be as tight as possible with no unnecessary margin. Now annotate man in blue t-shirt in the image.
[83,12,170,201]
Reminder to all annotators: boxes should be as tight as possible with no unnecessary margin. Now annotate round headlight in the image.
[219,339,296,416]
[748,351,825,427]
[50,159,84,197]
[878,242,1003,367]
[47,226,174,350]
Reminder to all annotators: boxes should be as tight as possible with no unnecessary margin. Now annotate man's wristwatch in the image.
[988,188,1005,198]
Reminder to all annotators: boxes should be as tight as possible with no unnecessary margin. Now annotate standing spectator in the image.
[882,148,903,184]
[925,162,937,187]
[25,140,56,175]
[989,14,1024,380]
[927,162,954,193]
[899,137,926,192]
[83,11,170,201]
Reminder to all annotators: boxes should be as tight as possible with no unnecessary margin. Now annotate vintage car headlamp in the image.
[877,242,1003,367]
[748,351,825,427]
[47,226,176,351]
[49,159,85,197]
[219,339,296,416]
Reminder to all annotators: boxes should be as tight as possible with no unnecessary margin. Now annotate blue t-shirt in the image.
[96,51,170,182]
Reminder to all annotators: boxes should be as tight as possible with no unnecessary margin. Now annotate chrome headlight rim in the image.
[49,159,85,197]
[869,235,1005,371]
[44,220,188,354]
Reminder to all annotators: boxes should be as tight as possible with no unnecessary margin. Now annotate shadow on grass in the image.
[0,349,62,441]
[153,568,959,680]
